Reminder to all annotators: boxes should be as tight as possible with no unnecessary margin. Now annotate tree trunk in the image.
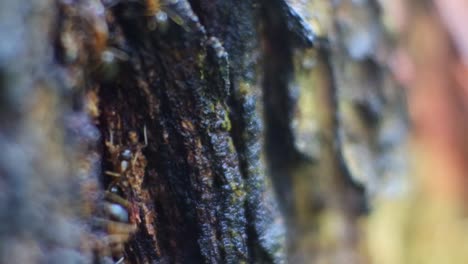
[0,0,411,264]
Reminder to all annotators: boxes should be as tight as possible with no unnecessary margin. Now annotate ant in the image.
[94,125,148,263]
[102,0,202,32]
[104,125,147,179]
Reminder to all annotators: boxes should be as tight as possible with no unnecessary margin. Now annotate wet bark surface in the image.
[55,0,288,263]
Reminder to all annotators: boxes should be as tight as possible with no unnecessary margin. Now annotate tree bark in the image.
[0,0,409,264]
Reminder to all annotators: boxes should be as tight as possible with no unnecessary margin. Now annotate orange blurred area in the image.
[368,1,468,263]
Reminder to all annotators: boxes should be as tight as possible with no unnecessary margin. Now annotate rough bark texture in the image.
[56,0,288,263]
[0,0,294,263]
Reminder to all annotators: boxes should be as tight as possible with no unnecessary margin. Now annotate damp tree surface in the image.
[0,0,410,264]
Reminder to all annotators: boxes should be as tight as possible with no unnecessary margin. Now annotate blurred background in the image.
[287,0,468,263]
